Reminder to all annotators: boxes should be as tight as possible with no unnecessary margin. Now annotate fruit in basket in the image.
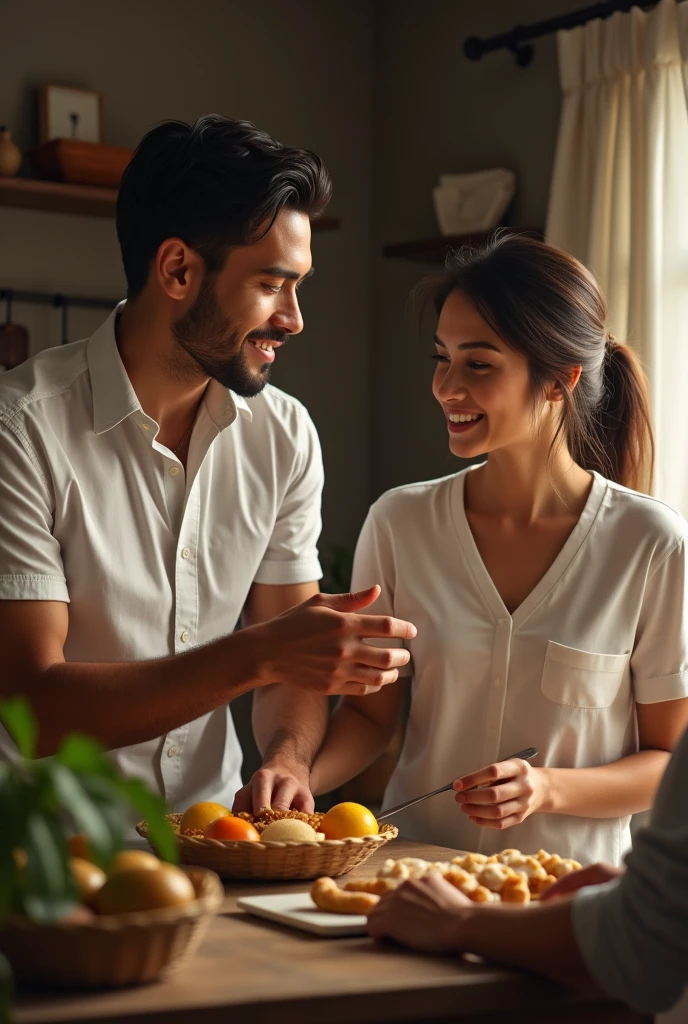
[67,832,94,862]
[203,816,260,841]
[70,856,106,904]
[108,849,161,874]
[320,802,379,840]
[179,801,231,834]
[94,864,195,914]
[260,819,318,842]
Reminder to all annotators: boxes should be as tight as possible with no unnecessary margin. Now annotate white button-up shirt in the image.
[351,467,688,864]
[0,308,323,810]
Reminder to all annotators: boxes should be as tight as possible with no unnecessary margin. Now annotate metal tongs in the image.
[377,747,538,821]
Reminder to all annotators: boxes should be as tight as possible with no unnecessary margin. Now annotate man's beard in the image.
[171,275,275,398]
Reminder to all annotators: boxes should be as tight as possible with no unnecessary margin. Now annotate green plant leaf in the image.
[113,777,177,863]
[47,763,122,868]
[0,952,13,1024]
[55,733,112,776]
[21,813,78,923]
[0,698,36,760]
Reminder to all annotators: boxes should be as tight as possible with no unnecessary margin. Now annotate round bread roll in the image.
[259,819,318,842]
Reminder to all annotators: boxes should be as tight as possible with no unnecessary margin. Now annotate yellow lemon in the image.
[108,850,161,874]
[179,801,231,834]
[320,802,379,840]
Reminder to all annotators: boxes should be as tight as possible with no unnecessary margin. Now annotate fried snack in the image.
[469,885,498,903]
[451,852,489,874]
[236,808,324,834]
[530,873,558,896]
[443,867,479,895]
[501,875,531,904]
[343,877,400,896]
[311,876,379,914]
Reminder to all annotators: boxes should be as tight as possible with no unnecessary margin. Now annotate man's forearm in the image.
[454,899,594,989]
[25,629,262,756]
[253,684,328,769]
[541,749,671,818]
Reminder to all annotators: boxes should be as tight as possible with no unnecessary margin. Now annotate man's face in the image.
[171,209,312,396]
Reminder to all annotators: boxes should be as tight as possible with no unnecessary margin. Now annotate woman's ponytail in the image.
[576,335,654,493]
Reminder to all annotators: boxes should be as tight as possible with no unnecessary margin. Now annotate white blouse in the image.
[351,467,688,865]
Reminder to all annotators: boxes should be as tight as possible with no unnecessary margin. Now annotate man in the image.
[0,115,414,819]
[367,722,688,1017]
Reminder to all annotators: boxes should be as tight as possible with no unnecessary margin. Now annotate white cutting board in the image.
[237,892,368,936]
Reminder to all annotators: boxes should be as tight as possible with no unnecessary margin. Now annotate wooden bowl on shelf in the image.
[29,139,133,188]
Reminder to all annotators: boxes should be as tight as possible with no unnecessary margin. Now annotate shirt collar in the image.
[87,303,254,435]
[87,304,142,435]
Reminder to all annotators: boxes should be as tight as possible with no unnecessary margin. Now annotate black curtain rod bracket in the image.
[464,1,659,66]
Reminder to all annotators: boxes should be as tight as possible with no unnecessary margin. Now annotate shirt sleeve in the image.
[0,422,69,601]
[253,407,324,586]
[630,539,688,703]
[350,501,412,675]
[572,725,688,1015]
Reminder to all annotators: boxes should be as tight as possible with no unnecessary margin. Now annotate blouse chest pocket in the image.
[541,642,629,709]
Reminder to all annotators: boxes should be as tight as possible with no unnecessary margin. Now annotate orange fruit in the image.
[179,801,231,833]
[67,833,93,862]
[108,850,160,874]
[320,802,379,840]
[204,816,260,841]
[94,865,195,915]
[70,857,106,904]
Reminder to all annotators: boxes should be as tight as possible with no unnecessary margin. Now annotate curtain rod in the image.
[464,1,663,67]
[0,288,116,311]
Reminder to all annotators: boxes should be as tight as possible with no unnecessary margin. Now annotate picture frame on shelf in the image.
[39,84,104,144]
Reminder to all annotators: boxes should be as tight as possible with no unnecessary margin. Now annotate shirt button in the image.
[497,618,506,627]
[141,422,150,431]
[167,745,177,758]
[181,547,191,559]
[493,677,501,689]
[169,466,180,477]
[180,630,190,643]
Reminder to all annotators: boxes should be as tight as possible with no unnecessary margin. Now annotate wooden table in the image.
[13,840,651,1024]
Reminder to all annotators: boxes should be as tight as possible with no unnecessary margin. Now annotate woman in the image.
[310,233,688,864]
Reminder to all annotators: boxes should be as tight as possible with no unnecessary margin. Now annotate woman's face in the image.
[432,289,547,460]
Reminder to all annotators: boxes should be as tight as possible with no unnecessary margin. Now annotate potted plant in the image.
[0,698,221,1016]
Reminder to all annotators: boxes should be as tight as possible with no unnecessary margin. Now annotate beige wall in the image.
[0,0,374,556]
[370,0,576,498]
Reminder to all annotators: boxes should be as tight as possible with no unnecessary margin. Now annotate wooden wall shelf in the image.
[383,227,543,263]
[0,177,340,229]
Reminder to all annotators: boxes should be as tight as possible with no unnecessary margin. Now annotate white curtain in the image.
[546,0,688,514]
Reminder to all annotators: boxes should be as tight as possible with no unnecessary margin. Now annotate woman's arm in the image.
[309,685,404,796]
[454,697,688,828]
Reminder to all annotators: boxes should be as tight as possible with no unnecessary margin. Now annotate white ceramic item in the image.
[237,892,368,937]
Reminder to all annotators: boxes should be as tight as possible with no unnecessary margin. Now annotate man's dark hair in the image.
[116,114,332,298]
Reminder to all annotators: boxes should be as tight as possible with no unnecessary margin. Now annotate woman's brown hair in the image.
[429,232,654,492]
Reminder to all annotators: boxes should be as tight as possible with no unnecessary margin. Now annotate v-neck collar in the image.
[450,467,608,630]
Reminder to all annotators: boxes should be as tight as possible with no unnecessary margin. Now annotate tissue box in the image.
[433,169,516,236]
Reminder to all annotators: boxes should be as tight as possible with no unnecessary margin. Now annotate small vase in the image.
[0,127,22,177]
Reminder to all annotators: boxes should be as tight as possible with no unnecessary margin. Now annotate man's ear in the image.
[547,365,582,403]
[155,238,204,301]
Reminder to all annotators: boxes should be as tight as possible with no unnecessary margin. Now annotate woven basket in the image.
[136,814,399,880]
[0,866,223,988]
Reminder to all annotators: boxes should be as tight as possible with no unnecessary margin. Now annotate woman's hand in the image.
[539,862,625,901]
[453,757,550,829]
[367,874,471,953]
